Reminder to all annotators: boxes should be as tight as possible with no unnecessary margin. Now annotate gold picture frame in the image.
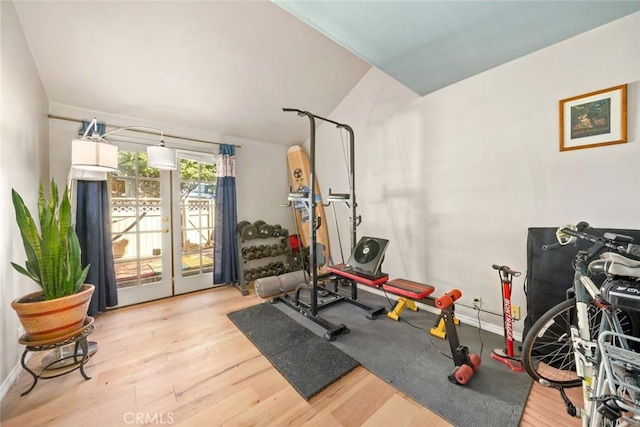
[559,84,627,151]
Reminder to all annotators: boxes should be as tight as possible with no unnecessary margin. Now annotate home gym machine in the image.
[272,108,384,341]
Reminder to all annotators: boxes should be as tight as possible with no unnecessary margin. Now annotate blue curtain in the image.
[79,120,106,137]
[214,144,238,284]
[76,181,118,315]
[75,121,118,315]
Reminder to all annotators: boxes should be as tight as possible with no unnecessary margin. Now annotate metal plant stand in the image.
[19,322,95,396]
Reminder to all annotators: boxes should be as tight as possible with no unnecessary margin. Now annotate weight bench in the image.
[383,278,434,320]
[383,278,435,299]
[328,266,459,338]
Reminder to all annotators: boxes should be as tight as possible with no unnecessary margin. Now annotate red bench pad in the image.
[328,264,389,287]
[383,278,435,299]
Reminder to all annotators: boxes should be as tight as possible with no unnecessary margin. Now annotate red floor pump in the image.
[490,264,524,372]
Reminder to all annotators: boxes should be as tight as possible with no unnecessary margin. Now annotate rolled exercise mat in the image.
[254,276,280,298]
[278,270,309,289]
[254,270,309,298]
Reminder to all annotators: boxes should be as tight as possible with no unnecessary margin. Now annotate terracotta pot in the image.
[11,284,95,342]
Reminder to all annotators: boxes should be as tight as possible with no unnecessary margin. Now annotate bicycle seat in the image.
[589,252,640,278]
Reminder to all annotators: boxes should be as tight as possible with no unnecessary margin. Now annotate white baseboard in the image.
[358,284,523,343]
[0,353,29,403]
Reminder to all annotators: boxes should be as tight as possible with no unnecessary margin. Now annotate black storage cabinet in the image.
[524,227,640,339]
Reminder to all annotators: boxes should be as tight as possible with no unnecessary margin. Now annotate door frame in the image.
[110,141,174,307]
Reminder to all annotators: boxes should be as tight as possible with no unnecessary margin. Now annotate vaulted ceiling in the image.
[276,1,640,96]
[11,1,640,147]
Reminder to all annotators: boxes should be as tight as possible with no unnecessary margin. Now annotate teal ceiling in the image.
[274,1,640,95]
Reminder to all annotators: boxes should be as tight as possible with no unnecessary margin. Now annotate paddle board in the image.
[287,145,331,275]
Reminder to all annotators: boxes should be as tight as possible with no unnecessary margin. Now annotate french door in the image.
[110,145,217,306]
[171,154,218,295]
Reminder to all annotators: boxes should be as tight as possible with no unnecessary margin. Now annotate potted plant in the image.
[10,180,94,342]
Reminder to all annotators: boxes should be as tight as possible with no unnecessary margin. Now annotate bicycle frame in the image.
[572,244,602,422]
[572,268,603,423]
[555,226,637,426]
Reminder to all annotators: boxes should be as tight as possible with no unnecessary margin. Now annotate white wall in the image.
[0,1,50,400]
[225,134,296,229]
[313,12,640,336]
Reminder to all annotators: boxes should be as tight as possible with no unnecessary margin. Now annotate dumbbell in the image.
[253,220,274,238]
[238,221,258,240]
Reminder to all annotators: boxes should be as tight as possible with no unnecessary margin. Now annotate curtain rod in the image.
[47,114,241,148]
[101,135,217,158]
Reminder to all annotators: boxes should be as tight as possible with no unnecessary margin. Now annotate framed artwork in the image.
[559,84,627,151]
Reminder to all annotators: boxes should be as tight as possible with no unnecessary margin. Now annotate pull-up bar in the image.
[282,108,357,253]
[282,108,353,130]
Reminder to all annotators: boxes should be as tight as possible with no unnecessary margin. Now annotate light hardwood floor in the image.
[1,286,582,426]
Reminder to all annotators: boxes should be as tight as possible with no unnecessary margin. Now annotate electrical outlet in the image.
[473,297,482,309]
[511,305,521,321]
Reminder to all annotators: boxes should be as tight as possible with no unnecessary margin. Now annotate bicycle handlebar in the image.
[554,222,640,257]
[542,242,562,251]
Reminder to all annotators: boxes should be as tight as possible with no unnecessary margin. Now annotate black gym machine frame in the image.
[272,108,384,341]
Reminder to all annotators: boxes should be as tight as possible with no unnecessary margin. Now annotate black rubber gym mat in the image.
[270,288,533,427]
[228,303,359,400]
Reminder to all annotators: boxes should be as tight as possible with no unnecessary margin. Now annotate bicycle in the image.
[521,222,640,426]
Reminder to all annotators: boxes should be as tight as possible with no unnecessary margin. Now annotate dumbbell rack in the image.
[235,221,294,295]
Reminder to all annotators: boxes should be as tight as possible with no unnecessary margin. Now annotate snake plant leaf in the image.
[11,180,91,300]
[12,190,43,287]
[10,262,40,284]
[12,189,43,263]
[68,227,86,294]
[21,237,41,281]
[74,265,91,294]
[39,184,60,299]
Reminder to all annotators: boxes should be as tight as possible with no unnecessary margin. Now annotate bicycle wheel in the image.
[522,298,584,388]
[523,297,636,388]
